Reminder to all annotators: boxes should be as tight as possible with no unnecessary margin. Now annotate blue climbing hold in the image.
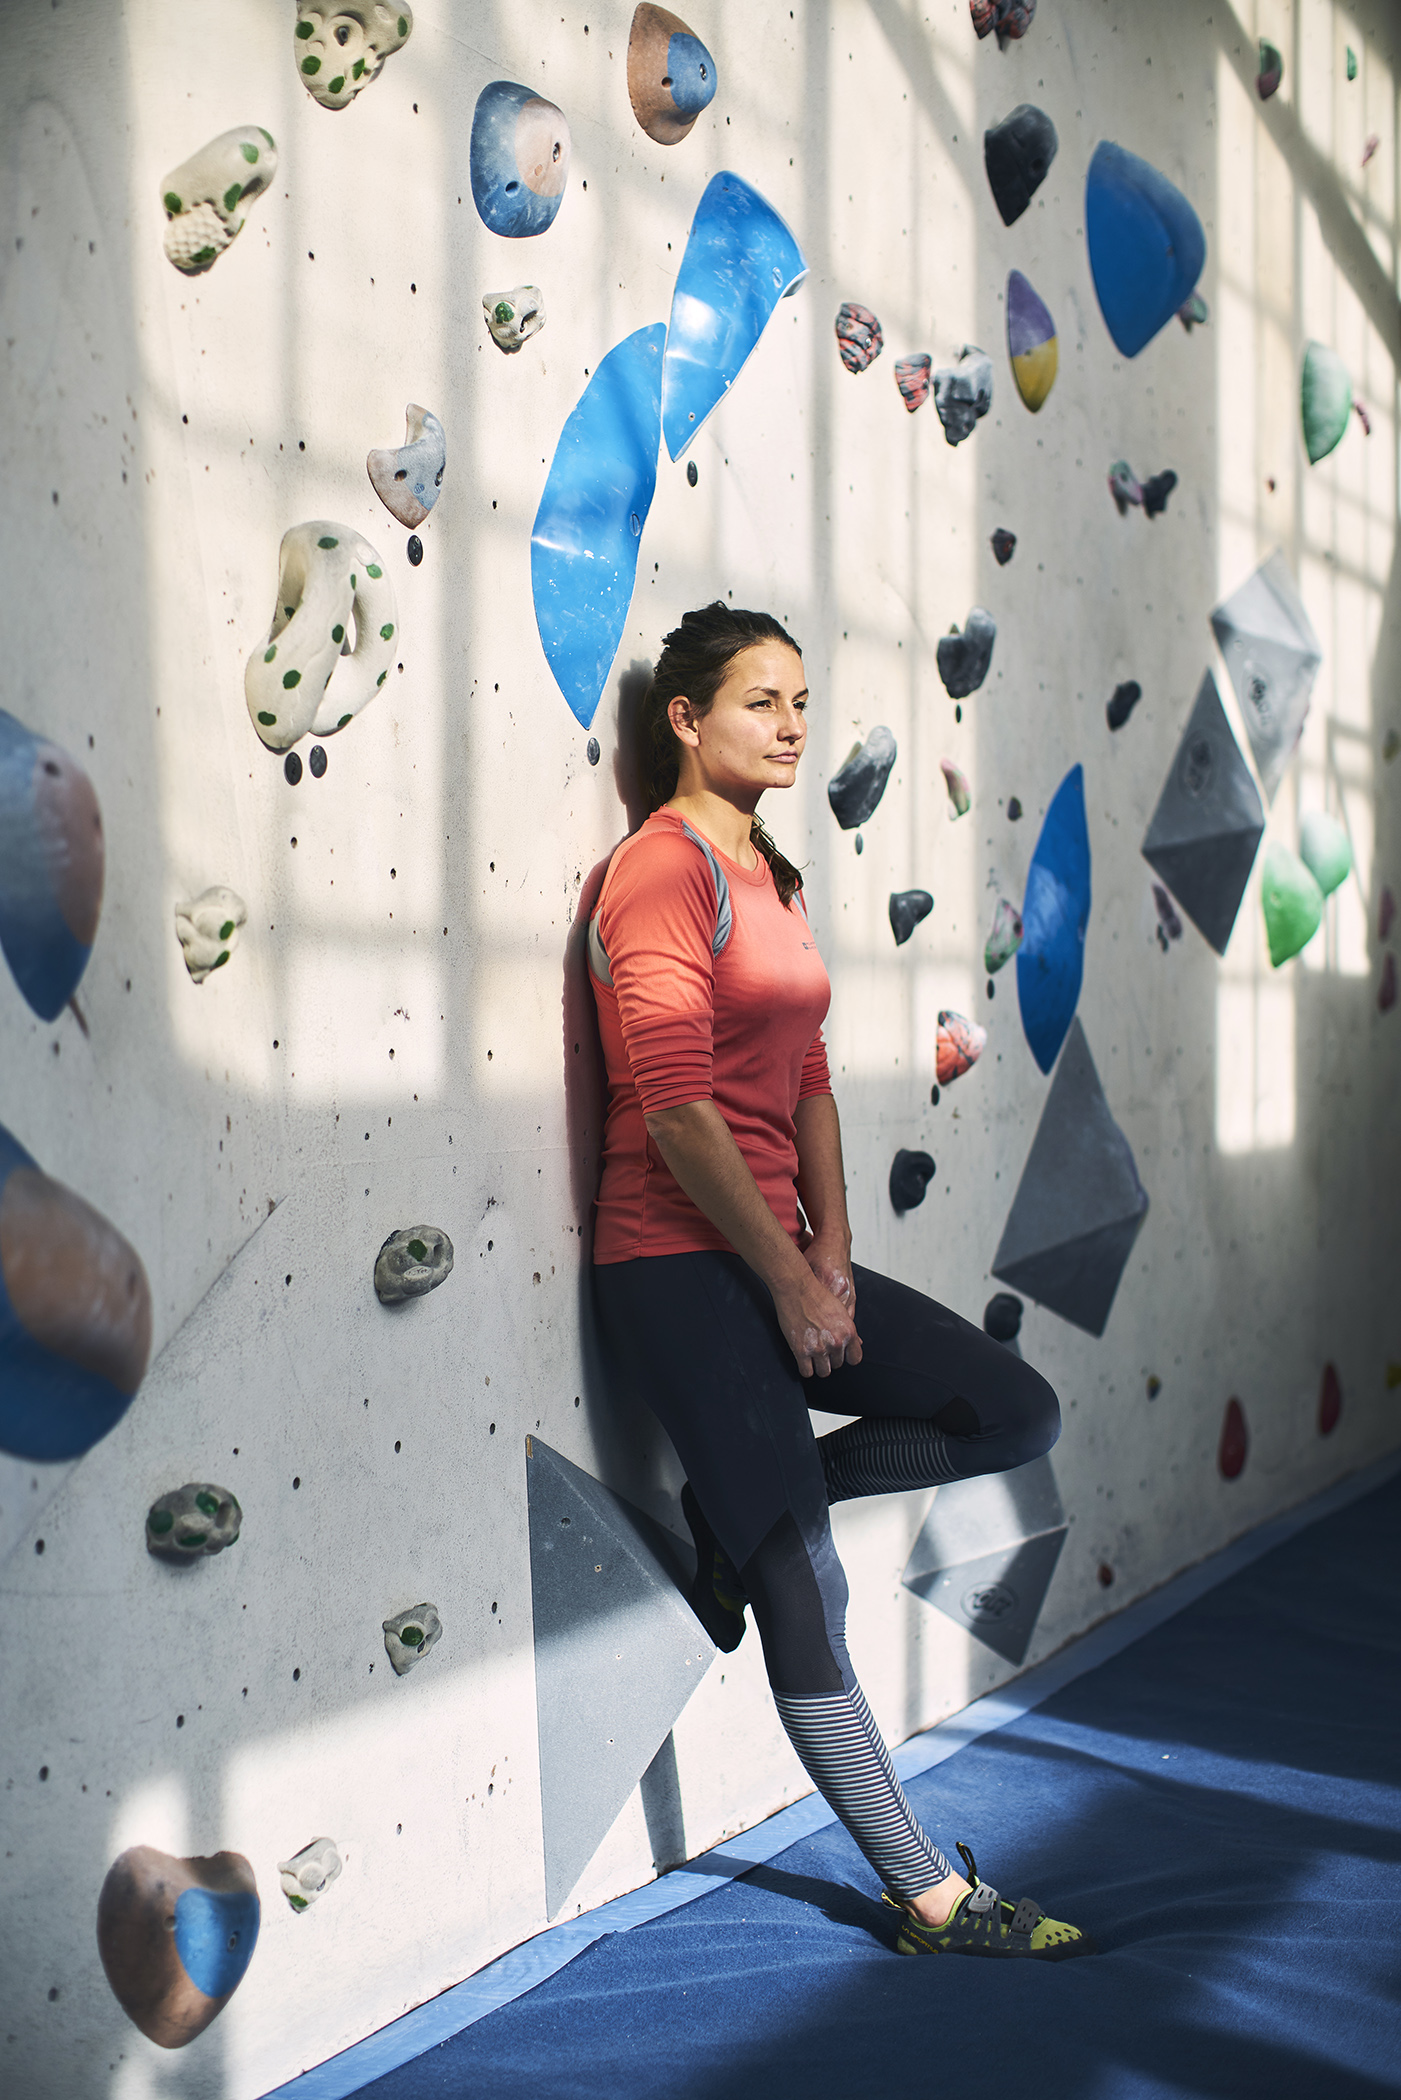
[1017,764,1091,1074]
[1085,141,1206,359]
[173,1884,261,2000]
[0,709,104,1021]
[661,172,807,461]
[532,324,666,729]
[469,81,572,238]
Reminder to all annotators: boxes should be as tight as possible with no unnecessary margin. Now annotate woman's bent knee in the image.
[1004,1359,1061,1468]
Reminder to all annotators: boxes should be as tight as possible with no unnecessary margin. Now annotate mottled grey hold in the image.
[983,1291,1024,1343]
[889,889,934,946]
[936,608,996,699]
[374,1225,454,1304]
[146,1483,242,1561]
[984,104,1059,226]
[382,1602,442,1676]
[308,744,327,778]
[586,737,601,766]
[902,1456,1067,1666]
[686,461,698,488]
[284,751,303,785]
[1107,680,1142,730]
[1141,670,1265,954]
[1209,551,1322,803]
[889,1148,936,1214]
[407,534,424,566]
[991,1018,1149,1338]
[933,347,993,445]
[827,726,897,829]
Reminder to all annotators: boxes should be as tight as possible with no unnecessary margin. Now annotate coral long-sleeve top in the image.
[588,809,833,1263]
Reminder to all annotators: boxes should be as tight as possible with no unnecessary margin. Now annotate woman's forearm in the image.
[643,1099,812,1295]
[794,1092,852,1247]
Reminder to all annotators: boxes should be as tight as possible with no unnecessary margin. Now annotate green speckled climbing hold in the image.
[1301,341,1352,464]
[1298,810,1352,896]
[1261,840,1323,965]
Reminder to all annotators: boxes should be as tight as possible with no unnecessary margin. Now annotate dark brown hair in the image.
[639,602,805,906]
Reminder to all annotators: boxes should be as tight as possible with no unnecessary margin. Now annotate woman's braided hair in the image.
[638,601,805,907]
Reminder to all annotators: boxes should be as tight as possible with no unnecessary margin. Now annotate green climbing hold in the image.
[302,54,321,74]
[366,563,382,579]
[1301,341,1352,464]
[1347,46,1358,80]
[283,669,302,688]
[148,1508,175,1535]
[258,711,277,726]
[1298,811,1352,896]
[264,644,277,662]
[329,76,345,94]
[332,624,345,644]
[223,183,242,212]
[241,142,260,163]
[317,535,338,549]
[380,623,394,641]
[218,920,236,941]
[1261,841,1324,966]
[164,191,182,214]
[296,17,314,34]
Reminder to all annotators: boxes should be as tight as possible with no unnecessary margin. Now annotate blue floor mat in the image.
[361,1471,1401,2100]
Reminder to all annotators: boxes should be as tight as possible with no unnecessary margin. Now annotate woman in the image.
[588,602,1093,1960]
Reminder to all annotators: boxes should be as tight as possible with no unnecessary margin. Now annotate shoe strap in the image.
[1009,1895,1042,1937]
[964,1880,1001,1917]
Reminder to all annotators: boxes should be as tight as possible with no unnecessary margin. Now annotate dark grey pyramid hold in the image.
[828,726,897,829]
[991,1018,1149,1338]
[902,1454,1067,1666]
[889,889,934,946]
[984,104,1059,226]
[1141,669,1265,954]
[936,609,996,699]
[1141,470,1177,517]
[1106,680,1142,730]
[982,1291,1024,1349]
[526,1438,714,1918]
[890,1149,936,1213]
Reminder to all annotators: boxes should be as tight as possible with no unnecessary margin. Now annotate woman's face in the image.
[669,642,808,801]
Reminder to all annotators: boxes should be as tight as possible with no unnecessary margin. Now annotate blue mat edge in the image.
[263,1444,1401,2100]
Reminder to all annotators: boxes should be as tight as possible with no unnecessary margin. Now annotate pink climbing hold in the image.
[1218,1397,1248,1481]
[894,354,932,412]
[1353,399,1372,436]
[835,303,883,375]
[1362,133,1380,167]
[935,1009,987,1086]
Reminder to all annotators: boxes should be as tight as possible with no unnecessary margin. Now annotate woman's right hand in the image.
[773,1268,863,1379]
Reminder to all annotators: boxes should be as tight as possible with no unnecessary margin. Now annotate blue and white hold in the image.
[470,80,572,238]
[628,4,718,145]
[0,709,104,1021]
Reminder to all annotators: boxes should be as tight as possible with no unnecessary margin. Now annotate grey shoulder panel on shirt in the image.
[589,823,732,988]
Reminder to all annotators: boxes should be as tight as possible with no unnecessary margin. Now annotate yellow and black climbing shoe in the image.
[882,1844,1096,1961]
[681,1481,748,1653]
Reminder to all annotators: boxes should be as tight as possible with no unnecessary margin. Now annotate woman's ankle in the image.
[904,1869,972,1928]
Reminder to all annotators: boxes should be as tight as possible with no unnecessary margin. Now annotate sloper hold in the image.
[1,1119,151,1462]
[894,354,931,411]
[146,1484,242,1561]
[97,1846,260,2048]
[992,1018,1149,1338]
[160,126,276,275]
[662,173,807,461]
[1261,841,1323,966]
[531,324,666,730]
[902,1456,1065,1665]
[295,6,411,111]
[367,404,445,530]
[627,6,717,146]
[940,757,971,817]
[834,303,883,373]
[936,608,996,698]
[933,346,992,445]
[984,104,1058,225]
[0,709,104,1020]
[1085,141,1206,359]
[936,1010,986,1086]
[889,889,933,946]
[527,1437,713,1916]
[1210,550,1321,802]
[827,726,896,829]
[889,1149,936,1213]
[1006,270,1057,412]
[470,82,571,238]
[1301,341,1352,464]
[1016,764,1090,1074]
[245,523,397,751]
[1256,40,1283,100]
[1298,810,1352,896]
[1141,670,1264,954]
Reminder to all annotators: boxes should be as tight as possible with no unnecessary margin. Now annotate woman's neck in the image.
[664,789,758,868]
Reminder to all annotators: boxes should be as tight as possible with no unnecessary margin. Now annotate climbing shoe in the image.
[680,1481,748,1653]
[883,1843,1096,1961]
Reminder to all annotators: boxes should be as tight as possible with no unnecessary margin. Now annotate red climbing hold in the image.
[1218,1397,1248,1480]
[1318,1362,1341,1437]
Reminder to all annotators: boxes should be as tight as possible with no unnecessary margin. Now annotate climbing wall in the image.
[1,2,1398,2093]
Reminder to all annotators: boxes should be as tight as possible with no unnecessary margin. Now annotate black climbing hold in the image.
[686,461,698,487]
[407,534,424,565]
[936,609,996,699]
[309,744,328,778]
[889,889,934,947]
[855,834,864,855]
[889,1149,936,1215]
[991,527,1017,566]
[1007,797,1023,821]
[1107,680,1143,731]
[586,737,600,766]
[1141,470,1177,518]
[955,704,962,724]
[930,1084,940,1107]
[983,1291,1024,1342]
[284,751,303,785]
[984,104,1059,227]
[828,727,897,830]
[987,978,996,999]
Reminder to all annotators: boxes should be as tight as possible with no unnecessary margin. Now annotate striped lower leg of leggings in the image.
[819,1416,966,1503]
[771,1681,951,1899]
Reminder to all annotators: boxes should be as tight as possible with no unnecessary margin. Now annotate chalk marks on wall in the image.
[1301,341,1353,464]
[627,5,717,146]
[936,1010,986,1086]
[175,887,247,983]
[484,286,546,352]
[933,346,993,444]
[662,172,807,460]
[470,81,572,237]
[245,522,397,752]
[1141,671,1265,954]
[992,1018,1149,1337]
[0,710,104,1021]
[1210,550,1321,802]
[903,1454,1065,1666]
[383,1603,443,1674]
[1085,141,1206,358]
[1006,270,1057,411]
[278,1838,343,1912]
[889,1148,937,1214]
[984,104,1058,225]
[146,1483,243,1561]
[532,324,666,730]
[367,404,445,530]
[0,1119,151,1463]
[889,889,933,946]
[295,5,412,110]
[97,1846,260,2047]
[526,1437,713,1917]
[827,726,897,829]
[1017,763,1090,1074]
[160,127,276,275]
[936,608,996,698]
[835,303,883,373]
[373,1225,455,1303]
[1261,841,1324,966]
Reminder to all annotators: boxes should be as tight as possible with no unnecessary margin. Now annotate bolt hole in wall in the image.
[0,2,1397,2093]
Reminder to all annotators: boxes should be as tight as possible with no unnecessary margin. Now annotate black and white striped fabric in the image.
[819,1415,967,1503]
[773,1682,951,1897]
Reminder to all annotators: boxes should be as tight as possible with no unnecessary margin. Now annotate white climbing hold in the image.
[483,286,546,353]
[160,127,277,276]
[383,1602,442,1675]
[174,887,247,983]
[294,3,413,112]
[244,521,398,752]
[366,405,445,530]
[278,1837,343,1911]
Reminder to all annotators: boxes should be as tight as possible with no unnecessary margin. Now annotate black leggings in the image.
[593,1250,1060,1899]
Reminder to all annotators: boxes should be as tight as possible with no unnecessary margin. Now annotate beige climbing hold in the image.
[483,287,546,353]
[294,4,412,112]
[366,405,445,530]
[160,127,277,276]
[175,888,247,983]
[245,522,398,753]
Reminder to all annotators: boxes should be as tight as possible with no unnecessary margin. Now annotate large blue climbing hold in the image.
[0,709,103,1021]
[1017,764,1091,1075]
[469,81,572,239]
[1085,141,1206,359]
[661,172,808,461]
[173,1884,261,2000]
[532,324,666,730]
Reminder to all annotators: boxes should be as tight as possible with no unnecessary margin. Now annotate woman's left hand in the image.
[799,1230,856,1319]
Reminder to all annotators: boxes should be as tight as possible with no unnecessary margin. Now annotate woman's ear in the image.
[667,694,700,747]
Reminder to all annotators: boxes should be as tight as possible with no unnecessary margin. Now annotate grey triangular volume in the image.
[991,1019,1149,1337]
[1209,550,1321,803]
[527,1439,714,1917]
[904,1523,1068,1667]
[1142,670,1265,954]
[903,1454,1064,1573]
